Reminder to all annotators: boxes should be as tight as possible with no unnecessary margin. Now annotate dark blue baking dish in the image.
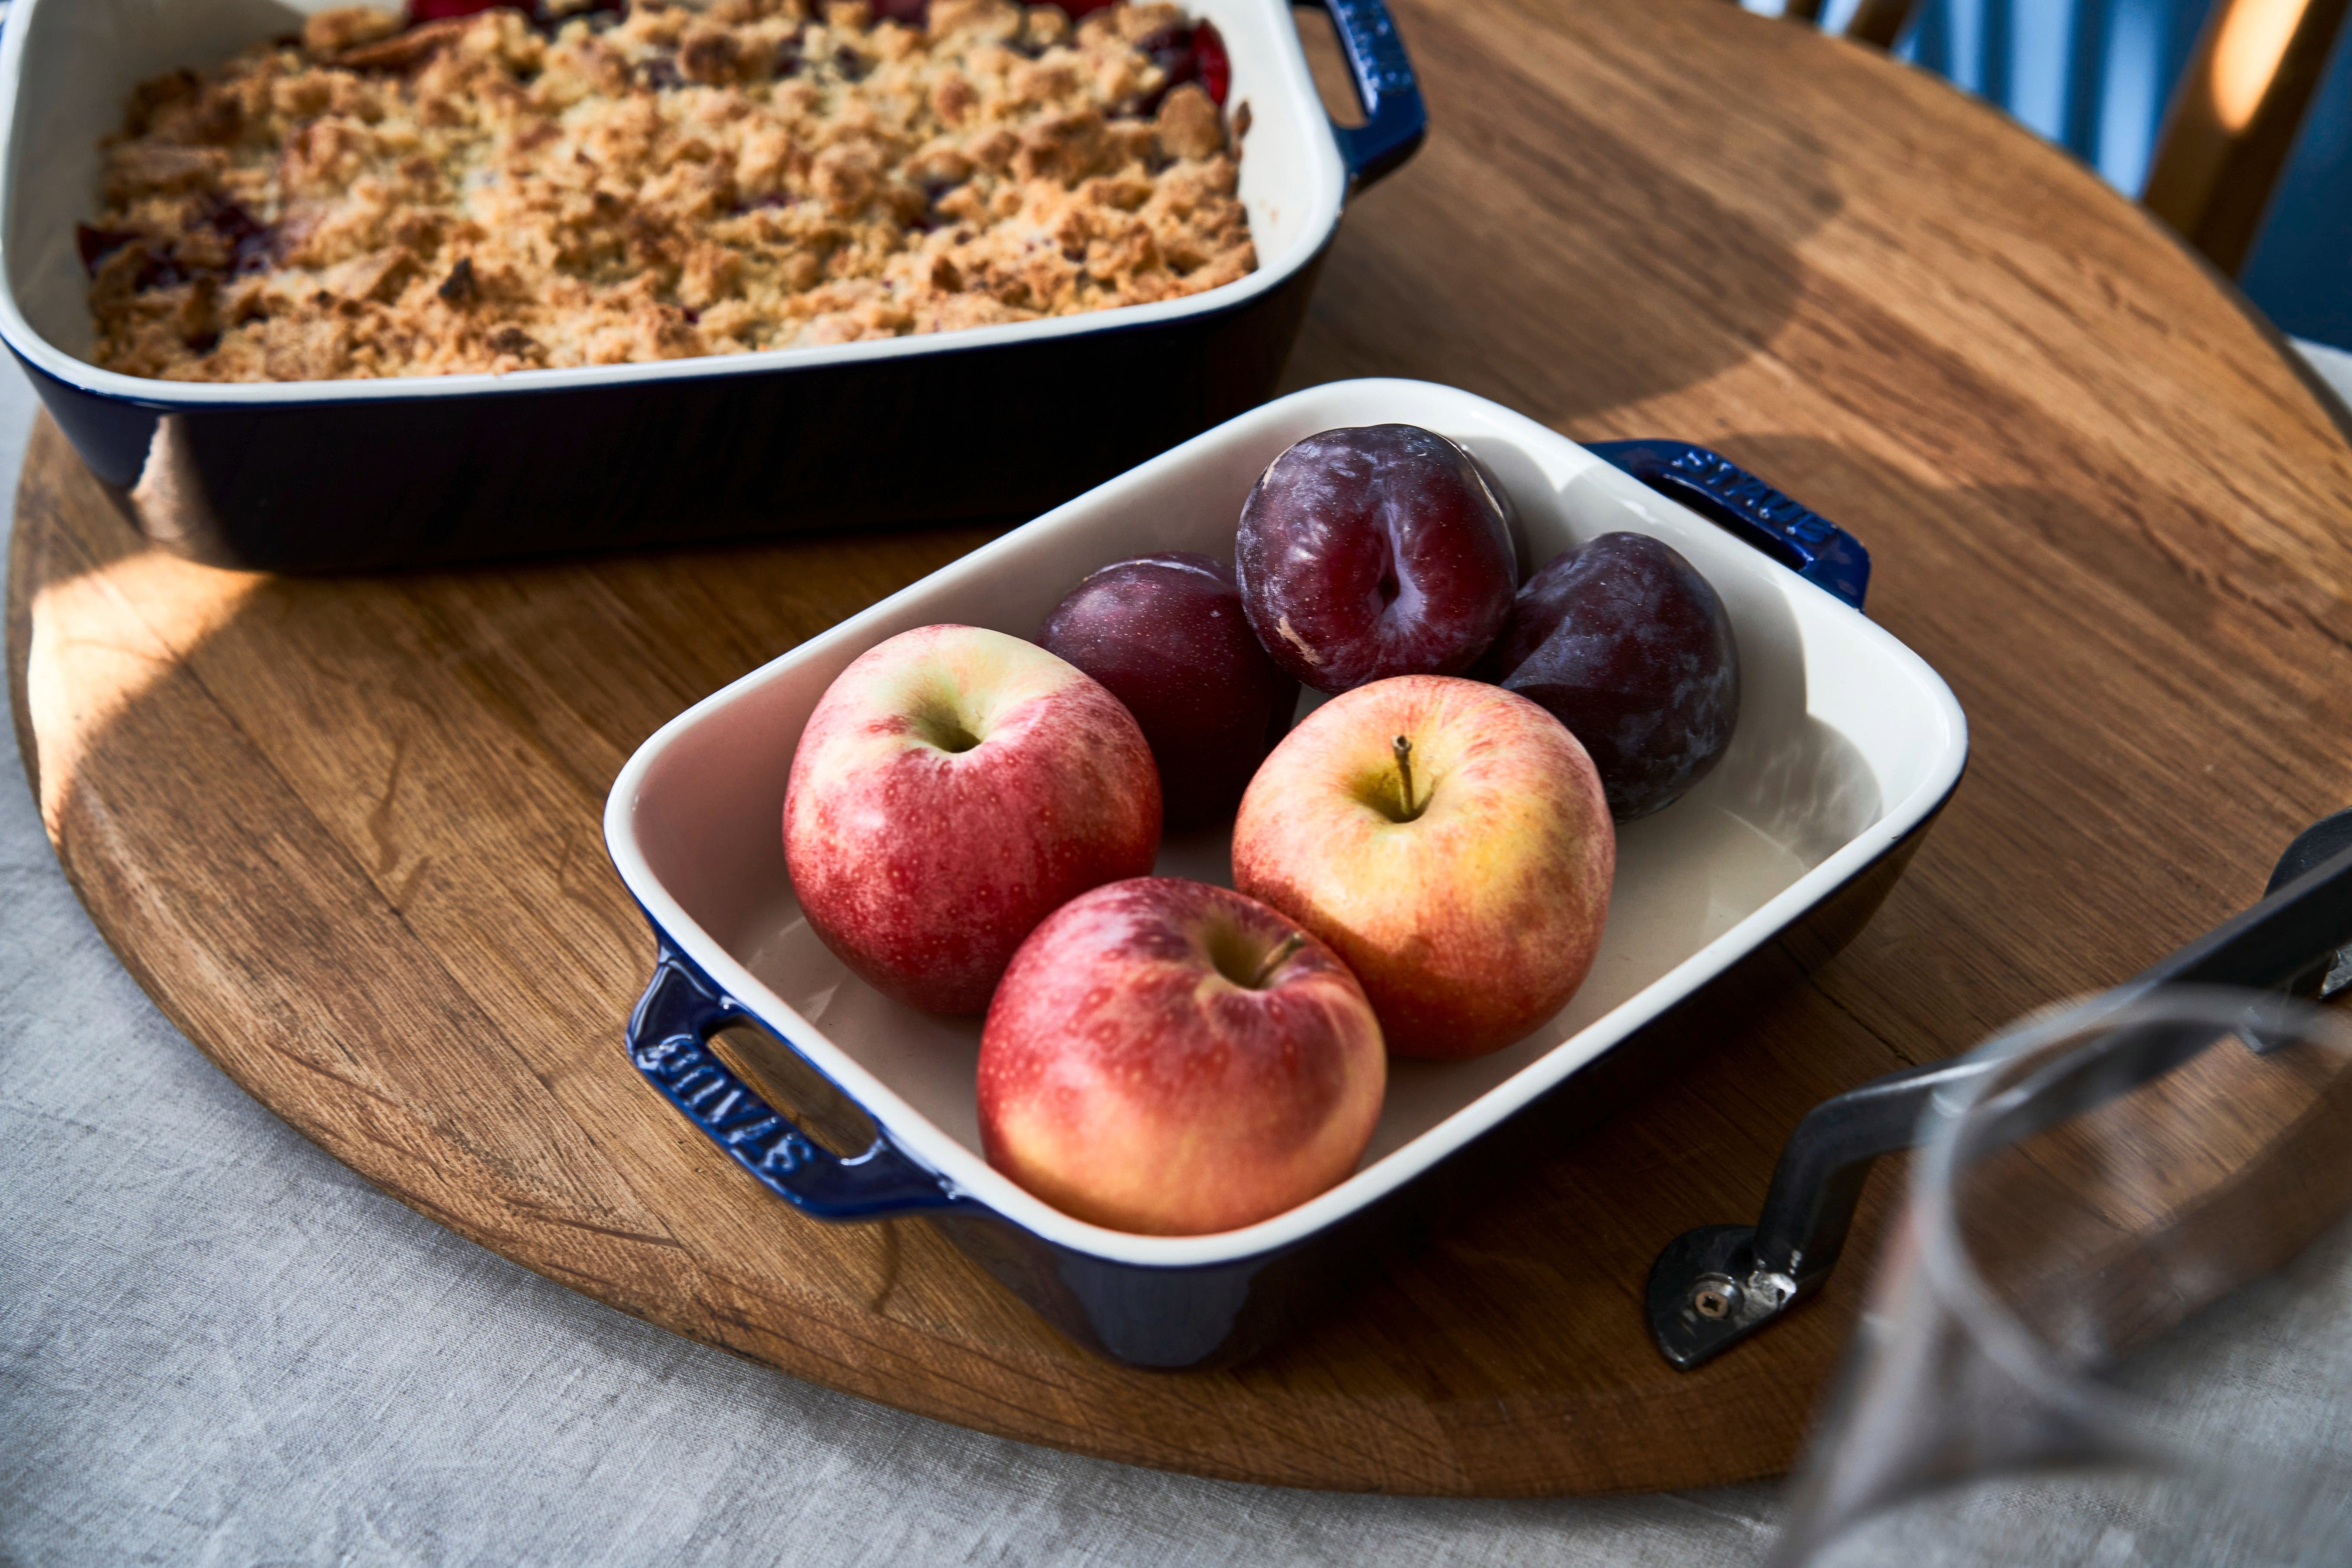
[603,378,1969,1368]
[0,0,1423,571]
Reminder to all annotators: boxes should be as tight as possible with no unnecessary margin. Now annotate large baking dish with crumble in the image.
[0,0,1421,570]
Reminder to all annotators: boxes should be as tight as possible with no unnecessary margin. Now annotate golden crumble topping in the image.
[83,0,1254,381]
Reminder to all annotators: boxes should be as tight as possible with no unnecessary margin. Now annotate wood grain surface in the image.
[14,0,2352,1496]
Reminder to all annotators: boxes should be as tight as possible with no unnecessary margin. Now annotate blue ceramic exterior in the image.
[622,451,1941,1371]
[1584,440,1871,610]
[11,278,1328,572]
[1,0,1424,574]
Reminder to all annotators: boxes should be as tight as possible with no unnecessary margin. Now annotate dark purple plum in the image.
[1484,532,1739,821]
[1040,552,1297,827]
[1234,425,1517,694]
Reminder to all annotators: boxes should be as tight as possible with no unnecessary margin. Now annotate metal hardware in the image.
[1646,808,2352,1370]
[1691,1276,1738,1319]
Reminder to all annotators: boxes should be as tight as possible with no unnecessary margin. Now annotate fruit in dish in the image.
[1234,424,1517,694]
[1039,552,1295,826]
[83,0,1254,382]
[1232,674,1614,1059]
[978,877,1384,1234]
[1481,532,1740,820]
[766,422,1741,1229]
[783,623,1160,1014]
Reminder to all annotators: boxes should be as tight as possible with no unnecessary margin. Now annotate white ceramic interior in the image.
[606,377,1971,1267]
[0,0,1346,397]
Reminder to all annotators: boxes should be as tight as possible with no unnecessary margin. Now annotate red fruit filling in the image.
[405,0,523,23]
[1136,22,1228,109]
[1193,20,1229,104]
[75,225,141,275]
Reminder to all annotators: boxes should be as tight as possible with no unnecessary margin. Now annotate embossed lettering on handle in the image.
[627,944,962,1220]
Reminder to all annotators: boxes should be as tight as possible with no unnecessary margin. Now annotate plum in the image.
[1235,425,1517,694]
[1040,552,1297,826]
[1484,532,1739,820]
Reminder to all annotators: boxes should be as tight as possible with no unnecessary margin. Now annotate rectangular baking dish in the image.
[0,0,1421,571]
[604,376,1969,1368]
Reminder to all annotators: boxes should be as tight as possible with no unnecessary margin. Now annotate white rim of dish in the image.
[602,376,1974,1269]
[0,0,1345,403]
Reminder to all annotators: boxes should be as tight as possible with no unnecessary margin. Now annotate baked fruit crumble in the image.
[82,0,1255,381]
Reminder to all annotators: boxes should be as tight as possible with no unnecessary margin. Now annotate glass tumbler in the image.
[1774,986,2352,1567]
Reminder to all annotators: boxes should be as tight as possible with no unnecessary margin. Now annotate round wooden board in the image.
[15,0,2352,1496]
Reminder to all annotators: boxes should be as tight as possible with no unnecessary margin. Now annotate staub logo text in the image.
[634,1033,816,1177]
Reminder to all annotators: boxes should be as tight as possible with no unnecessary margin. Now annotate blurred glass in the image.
[1776,987,2352,1567]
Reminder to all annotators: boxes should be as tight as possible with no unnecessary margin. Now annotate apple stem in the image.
[1393,735,1418,819]
[1249,932,1307,988]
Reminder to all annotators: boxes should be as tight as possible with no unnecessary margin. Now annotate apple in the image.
[978,877,1385,1235]
[1231,674,1614,1059]
[1235,424,1517,694]
[783,624,1161,1015]
[1038,552,1297,827]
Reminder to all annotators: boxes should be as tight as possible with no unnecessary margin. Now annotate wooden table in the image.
[13,0,2352,1497]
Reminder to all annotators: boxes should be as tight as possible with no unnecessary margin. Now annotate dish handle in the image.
[626,942,962,1220]
[1585,440,1872,612]
[1295,0,1427,191]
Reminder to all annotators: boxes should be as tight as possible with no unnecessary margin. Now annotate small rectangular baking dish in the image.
[0,0,1422,571]
[603,376,1969,1368]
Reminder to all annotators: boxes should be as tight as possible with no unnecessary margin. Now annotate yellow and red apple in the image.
[979,878,1385,1235]
[783,624,1161,1015]
[1232,674,1614,1059]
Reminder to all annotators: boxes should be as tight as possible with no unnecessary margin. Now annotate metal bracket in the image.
[1646,808,2352,1370]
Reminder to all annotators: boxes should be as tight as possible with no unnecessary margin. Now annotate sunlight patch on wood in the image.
[26,549,261,838]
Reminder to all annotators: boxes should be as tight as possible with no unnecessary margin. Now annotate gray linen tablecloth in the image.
[5,349,2350,1565]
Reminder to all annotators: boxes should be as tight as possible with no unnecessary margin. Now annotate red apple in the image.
[978,878,1385,1235]
[1232,675,1614,1059]
[784,624,1161,1015]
